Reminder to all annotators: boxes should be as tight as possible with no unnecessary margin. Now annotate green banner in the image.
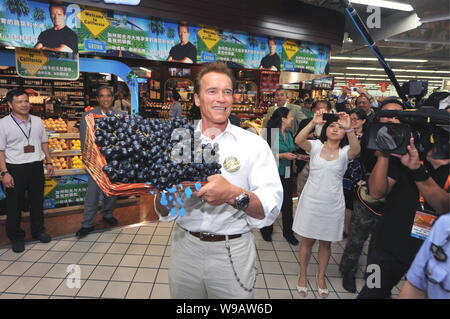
[15,47,79,80]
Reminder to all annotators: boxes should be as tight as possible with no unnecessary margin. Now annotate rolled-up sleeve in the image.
[0,123,6,151]
[245,139,283,229]
[39,119,48,143]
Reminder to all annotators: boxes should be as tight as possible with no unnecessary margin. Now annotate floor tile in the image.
[255,274,266,289]
[0,250,26,261]
[155,269,169,284]
[2,261,34,276]
[272,241,293,251]
[79,253,105,265]
[337,292,359,299]
[255,241,274,251]
[153,227,172,236]
[137,227,155,235]
[78,233,101,242]
[50,241,76,252]
[268,289,293,299]
[96,233,119,243]
[5,276,40,294]
[119,255,143,267]
[58,252,85,264]
[111,267,137,282]
[88,242,112,254]
[263,274,289,289]
[276,251,297,262]
[260,261,283,274]
[121,227,140,235]
[50,296,74,299]
[17,250,47,262]
[150,236,169,245]
[114,234,135,244]
[46,264,71,279]
[132,235,152,245]
[254,288,269,299]
[108,243,130,254]
[0,261,12,273]
[160,257,170,269]
[89,266,116,281]
[30,241,57,251]
[0,275,18,292]
[99,254,124,267]
[126,282,153,299]
[23,262,53,277]
[133,268,158,283]
[53,279,85,297]
[258,250,277,261]
[126,244,147,255]
[145,245,166,256]
[0,293,25,299]
[76,265,96,280]
[280,262,300,275]
[101,281,131,299]
[76,280,108,298]
[29,278,63,295]
[157,221,175,228]
[150,283,170,299]
[140,255,163,268]
[69,242,94,253]
[38,251,65,263]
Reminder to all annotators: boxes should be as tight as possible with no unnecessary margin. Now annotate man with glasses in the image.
[262,88,306,136]
[75,86,124,238]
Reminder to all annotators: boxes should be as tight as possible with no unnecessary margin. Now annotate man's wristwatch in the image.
[233,191,250,211]
[0,171,9,177]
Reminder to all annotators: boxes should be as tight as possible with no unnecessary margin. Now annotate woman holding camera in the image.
[260,107,299,245]
[293,110,361,298]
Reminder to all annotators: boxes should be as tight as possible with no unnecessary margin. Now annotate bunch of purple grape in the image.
[95,112,221,190]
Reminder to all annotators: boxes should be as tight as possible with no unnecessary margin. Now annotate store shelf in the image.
[52,168,87,176]
[48,132,80,139]
[50,150,82,156]
[54,87,84,90]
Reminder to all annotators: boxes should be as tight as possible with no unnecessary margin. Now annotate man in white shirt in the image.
[0,89,55,253]
[155,62,283,298]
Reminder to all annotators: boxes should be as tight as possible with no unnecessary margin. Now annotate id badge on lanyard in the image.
[410,204,437,241]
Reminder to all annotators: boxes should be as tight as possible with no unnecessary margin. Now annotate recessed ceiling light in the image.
[349,0,413,12]
[331,56,428,63]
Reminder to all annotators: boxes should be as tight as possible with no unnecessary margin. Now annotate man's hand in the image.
[391,137,420,170]
[279,152,297,160]
[2,173,14,189]
[193,174,240,206]
[297,154,310,161]
[46,164,55,176]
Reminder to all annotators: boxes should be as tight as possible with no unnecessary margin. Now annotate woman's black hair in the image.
[348,108,368,134]
[319,120,349,148]
[267,107,290,129]
[266,107,290,148]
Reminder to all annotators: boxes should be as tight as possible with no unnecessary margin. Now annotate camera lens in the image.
[375,126,405,151]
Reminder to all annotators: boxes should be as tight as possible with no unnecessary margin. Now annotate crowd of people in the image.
[1,62,448,299]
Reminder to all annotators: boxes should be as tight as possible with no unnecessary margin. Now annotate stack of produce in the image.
[71,156,84,169]
[51,157,68,170]
[71,139,81,150]
[44,118,67,132]
[48,138,68,151]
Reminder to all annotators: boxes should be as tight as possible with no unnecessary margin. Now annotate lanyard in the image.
[10,114,32,143]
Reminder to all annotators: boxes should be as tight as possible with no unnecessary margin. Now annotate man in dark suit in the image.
[76,86,124,238]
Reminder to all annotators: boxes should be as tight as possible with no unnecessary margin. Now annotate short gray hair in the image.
[97,85,114,97]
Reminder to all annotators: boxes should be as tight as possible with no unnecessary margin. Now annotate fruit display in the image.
[71,139,81,150]
[51,157,68,170]
[96,113,221,190]
[44,118,67,132]
[48,138,68,151]
[241,118,263,135]
[71,156,84,169]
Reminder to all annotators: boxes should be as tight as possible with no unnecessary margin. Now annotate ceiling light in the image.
[5,46,15,50]
[349,0,413,11]
[140,67,152,73]
[346,67,450,74]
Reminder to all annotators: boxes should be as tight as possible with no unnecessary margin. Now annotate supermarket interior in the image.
[0,0,449,300]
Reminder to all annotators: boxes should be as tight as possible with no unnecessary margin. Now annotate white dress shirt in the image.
[0,114,48,164]
[160,120,283,235]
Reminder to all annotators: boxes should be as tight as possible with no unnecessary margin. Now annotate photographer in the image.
[357,109,449,298]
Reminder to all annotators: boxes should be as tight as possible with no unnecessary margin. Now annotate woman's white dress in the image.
[292,139,350,242]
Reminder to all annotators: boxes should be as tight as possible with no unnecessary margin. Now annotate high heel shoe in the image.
[315,273,329,298]
[296,275,308,297]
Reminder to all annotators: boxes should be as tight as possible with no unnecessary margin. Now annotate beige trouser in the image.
[169,225,257,299]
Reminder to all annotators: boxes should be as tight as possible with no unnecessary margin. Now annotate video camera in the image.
[367,105,450,159]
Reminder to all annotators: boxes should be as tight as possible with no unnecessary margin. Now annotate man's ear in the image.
[194,93,200,108]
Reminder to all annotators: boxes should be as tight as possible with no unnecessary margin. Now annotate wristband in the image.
[409,165,430,182]
[344,129,354,133]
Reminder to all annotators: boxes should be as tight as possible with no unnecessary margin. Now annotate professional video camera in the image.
[366,94,450,159]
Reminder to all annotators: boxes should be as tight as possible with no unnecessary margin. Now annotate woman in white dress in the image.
[293,109,361,298]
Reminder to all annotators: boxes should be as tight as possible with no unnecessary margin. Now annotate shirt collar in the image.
[195,119,238,142]
[10,113,31,124]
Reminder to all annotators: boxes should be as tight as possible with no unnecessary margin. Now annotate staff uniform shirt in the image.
[406,213,450,299]
[160,120,283,234]
[0,114,48,164]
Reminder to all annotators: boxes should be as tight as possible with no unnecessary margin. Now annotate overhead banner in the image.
[16,47,79,80]
[0,0,330,74]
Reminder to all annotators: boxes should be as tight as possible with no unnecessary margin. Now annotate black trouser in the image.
[356,245,410,299]
[261,176,294,238]
[5,161,45,242]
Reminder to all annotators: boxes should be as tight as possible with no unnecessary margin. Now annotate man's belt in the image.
[188,231,242,242]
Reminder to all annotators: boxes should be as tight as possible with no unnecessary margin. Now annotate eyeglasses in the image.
[423,236,450,292]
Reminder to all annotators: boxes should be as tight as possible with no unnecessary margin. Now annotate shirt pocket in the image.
[426,258,449,286]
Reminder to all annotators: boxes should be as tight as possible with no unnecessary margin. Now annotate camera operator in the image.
[339,98,404,293]
[357,105,450,299]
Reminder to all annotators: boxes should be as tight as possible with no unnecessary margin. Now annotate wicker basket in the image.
[82,113,205,196]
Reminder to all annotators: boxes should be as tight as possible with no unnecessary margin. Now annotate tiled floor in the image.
[0,215,404,299]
